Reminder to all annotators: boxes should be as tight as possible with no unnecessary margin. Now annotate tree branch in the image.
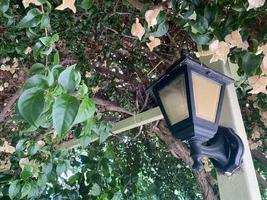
[252,149,267,166]
[127,0,143,11]
[94,97,134,116]
[153,122,217,200]
[256,171,267,189]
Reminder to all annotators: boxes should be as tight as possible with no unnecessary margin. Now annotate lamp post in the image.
[148,50,244,174]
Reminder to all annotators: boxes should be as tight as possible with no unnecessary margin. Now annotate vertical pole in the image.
[200,57,261,200]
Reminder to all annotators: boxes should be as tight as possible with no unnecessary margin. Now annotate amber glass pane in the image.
[192,72,221,122]
[159,74,189,125]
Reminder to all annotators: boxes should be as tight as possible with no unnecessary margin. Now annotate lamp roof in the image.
[147,51,233,96]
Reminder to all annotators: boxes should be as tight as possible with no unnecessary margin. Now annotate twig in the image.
[147,60,164,76]
[252,149,267,166]
[104,26,136,40]
[256,171,267,189]
[167,33,180,57]
[40,4,49,67]
[93,97,134,116]
[140,93,149,112]
[127,0,144,11]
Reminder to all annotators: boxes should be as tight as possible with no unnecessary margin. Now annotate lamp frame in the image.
[150,54,233,141]
[148,52,244,173]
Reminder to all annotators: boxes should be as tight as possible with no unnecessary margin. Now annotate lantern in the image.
[148,50,244,174]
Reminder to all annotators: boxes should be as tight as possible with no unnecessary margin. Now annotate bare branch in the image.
[94,97,134,116]
[153,122,217,200]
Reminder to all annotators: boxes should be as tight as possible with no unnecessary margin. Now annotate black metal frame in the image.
[147,50,244,174]
[149,52,233,141]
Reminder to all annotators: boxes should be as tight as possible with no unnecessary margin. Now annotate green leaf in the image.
[204,5,217,23]
[39,36,52,47]
[80,119,93,136]
[80,0,93,10]
[58,65,81,93]
[191,16,208,34]
[56,162,67,176]
[53,50,60,65]
[99,124,111,144]
[24,74,49,89]
[91,183,101,196]
[47,70,54,86]
[0,0,9,13]
[52,94,80,135]
[20,165,32,180]
[77,82,88,97]
[80,136,91,148]
[33,41,43,57]
[18,87,45,127]
[111,191,123,200]
[40,14,50,29]
[190,32,213,45]
[74,97,95,124]
[29,141,40,155]
[8,180,20,200]
[17,8,42,28]
[242,52,262,75]
[29,63,45,75]
[151,21,169,37]
[42,163,53,175]
[51,65,64,79]
[21,182,31,199]
[37,174,47,189]
[16,139,25,151]
[28,182,39,198]
[26,27,39,39]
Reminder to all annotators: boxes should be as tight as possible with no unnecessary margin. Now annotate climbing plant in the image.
[0,0,267,199]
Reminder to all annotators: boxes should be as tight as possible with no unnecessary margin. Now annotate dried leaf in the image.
[197,40,230,64]
[261,55,267,75]
[146,36,161,51]
[259,110,267,126]
[85,71,92,78]
[202,157,212,172]
[131,18,145,40]
[259,43,267,55]
[145,8,161,27]
[248,75,267,94]
[56,0,76,13]
[0,141,15,154]
[19,158,30,170]
[37,140,45,148]
[92,86,100,94]
[22,0,41,8]
[251,127,262,140]
[224,30,249,50]
[24,47,32,55]
[247,0,265,10]
[51,131,57,139]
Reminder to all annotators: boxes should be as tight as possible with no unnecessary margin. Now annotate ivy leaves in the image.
[0,0,9,13]
[17,8,42,28]
[18,65,96,136]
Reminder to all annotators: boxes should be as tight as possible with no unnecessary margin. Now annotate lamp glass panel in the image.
[192,72,221,122]
[159,74,189,125]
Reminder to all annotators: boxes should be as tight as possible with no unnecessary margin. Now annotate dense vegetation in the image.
[0,0,267,199]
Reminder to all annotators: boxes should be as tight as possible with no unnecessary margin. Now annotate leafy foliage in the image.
[1,0,267,199]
